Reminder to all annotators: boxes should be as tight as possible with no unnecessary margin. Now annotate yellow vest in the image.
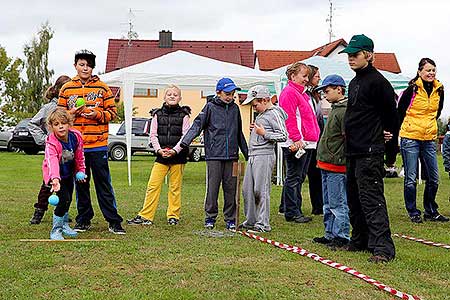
[399,78,443,141]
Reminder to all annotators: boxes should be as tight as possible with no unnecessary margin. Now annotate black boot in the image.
[30,208,46,224]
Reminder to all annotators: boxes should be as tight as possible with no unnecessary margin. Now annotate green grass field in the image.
[1,151,449,300]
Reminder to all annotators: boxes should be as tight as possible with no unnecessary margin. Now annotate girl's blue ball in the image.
[48,195,59,206]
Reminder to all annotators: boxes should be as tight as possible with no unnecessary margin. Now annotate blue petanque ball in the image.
[75,171,86,181]
[48,195,59,206]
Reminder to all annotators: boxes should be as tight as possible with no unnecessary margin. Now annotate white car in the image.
[107,118,203,162]
[0,126,15,151]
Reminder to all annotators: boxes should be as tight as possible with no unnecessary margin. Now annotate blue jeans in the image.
[281,147,312,220]
[400,138,439,217]
[321,170,349,240]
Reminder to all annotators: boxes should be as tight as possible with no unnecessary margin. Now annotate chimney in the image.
[159,30,173,48]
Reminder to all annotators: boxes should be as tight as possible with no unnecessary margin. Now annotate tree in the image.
[0,46,24,126]
[22,22,54,113]
[115,100,137,123]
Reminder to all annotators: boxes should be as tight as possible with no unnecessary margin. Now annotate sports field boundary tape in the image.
[394,233,450,250]
[19,239,116,242]
[236,230,421,300]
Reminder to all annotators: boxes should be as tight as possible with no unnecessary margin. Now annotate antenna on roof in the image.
[326,0,335,43]
[120,8,142,46]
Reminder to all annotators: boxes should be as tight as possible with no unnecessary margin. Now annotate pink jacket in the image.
[279,80,320,143]
[42,128,86,184]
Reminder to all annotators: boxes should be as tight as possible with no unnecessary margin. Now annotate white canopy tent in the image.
[101,50,281,185]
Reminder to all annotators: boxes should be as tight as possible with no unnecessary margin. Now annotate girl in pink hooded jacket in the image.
[278,62,320,223]
[42,108,86,240]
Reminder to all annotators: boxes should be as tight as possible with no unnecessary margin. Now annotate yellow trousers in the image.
[138,162,185,221]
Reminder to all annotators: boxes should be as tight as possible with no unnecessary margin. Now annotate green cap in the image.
[339,34,374,54]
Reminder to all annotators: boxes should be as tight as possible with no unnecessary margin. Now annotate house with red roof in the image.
[106,30,254,72]
[255,38,401,73]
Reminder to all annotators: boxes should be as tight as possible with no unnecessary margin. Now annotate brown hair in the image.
[45,75,71,100]
[409,58,436,85]
[46,108,73,128]
[286,62,309,80]
[307,65,319,86]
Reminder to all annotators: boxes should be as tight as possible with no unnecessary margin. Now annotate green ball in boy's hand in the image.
[75,97,85,107]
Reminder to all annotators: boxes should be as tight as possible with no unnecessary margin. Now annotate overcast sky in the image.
[1,0,450,117]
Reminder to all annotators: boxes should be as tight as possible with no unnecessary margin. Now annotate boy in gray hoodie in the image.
[239,85,288,232]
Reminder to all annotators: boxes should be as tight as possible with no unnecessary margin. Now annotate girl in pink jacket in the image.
[42,108,86,240]
[278,62,320,223]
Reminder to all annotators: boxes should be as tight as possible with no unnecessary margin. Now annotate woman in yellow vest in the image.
[398,58,449,223]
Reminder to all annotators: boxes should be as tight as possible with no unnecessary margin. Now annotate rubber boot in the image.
[50,214,64,240]
[30,208,45,225]
[62,213,77,237]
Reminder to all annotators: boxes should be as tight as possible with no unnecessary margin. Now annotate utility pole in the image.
[326,0,335,43]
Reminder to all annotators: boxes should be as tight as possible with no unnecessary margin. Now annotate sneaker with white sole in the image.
[109,223,126,235]
[73,222,91,232]
[205,218,215,229]
[127,215,153,225]
[226,220,236,230]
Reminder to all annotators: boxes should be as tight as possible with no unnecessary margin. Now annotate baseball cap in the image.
[242,85,271,105]
[316,74,346,91]
[216,78,241,92]
[339,34,374,54]
[74,49,96,68]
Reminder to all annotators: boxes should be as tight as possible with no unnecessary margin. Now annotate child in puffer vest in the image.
[127,85,191,226]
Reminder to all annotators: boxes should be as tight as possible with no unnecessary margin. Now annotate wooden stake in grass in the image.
[232,161,245,228]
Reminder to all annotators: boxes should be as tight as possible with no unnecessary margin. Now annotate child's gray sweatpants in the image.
[242,154,276,230]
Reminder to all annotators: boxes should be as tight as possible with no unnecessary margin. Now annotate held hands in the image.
[254,123,266,136]
[158,148,176,158]
[249,122,255,132]
[384,130,393,142]
[289,140,304,152]
[81,108,97,119]
[50,178,60,193]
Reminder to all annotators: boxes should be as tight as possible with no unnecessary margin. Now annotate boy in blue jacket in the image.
[181,78,248,230]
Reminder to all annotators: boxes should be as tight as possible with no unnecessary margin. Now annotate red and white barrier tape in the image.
[237,230,421,300]
[394,233,450,250]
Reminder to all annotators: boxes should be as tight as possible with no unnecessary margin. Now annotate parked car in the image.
[10,118,44,155]
[108,117,204,162]
[0,126,16,151]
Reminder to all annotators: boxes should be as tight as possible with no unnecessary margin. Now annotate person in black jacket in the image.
[181,78,248,230]
[339,34,397,263]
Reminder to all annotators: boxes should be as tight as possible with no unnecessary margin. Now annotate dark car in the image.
[10,118,44,155]
[108,117,203,162]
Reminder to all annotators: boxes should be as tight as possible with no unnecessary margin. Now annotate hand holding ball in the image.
[75,97,85,108]
[48,194,59,206]
[75,172,86,181]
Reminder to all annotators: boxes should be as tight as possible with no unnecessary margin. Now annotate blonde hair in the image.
[163,84,182,98]
[361,50,375,63]
[286,62,309,80]
[46,108,73,128]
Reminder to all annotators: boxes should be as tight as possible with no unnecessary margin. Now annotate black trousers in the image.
[75,151,123,225]
[346,154,395,259]
[41,178,74,217]
[307,149,323,214]
[34,182,52,210]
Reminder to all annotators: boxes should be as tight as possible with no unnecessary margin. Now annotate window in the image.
[201,90,215,99]
[134,88,158,98]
